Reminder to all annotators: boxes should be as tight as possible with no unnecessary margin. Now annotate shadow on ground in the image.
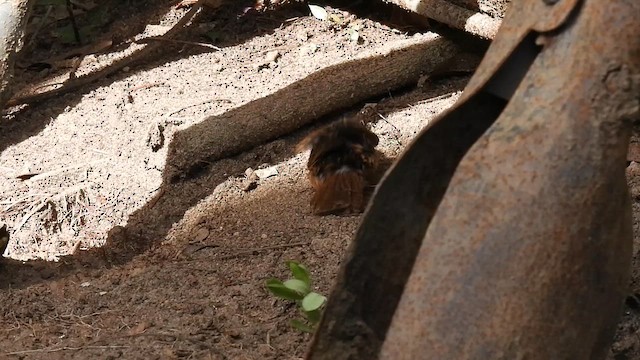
[0,0,311,154]
[0,76,470,290]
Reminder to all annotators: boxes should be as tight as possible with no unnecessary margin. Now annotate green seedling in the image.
[265,261,327,333]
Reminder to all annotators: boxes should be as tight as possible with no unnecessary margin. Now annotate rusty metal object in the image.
[308,0,640,358]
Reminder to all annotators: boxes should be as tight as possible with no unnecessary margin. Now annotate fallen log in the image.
[385,0,509,39]
[166,33,459,179]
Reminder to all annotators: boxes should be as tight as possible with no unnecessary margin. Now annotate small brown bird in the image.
[297,118,381,216]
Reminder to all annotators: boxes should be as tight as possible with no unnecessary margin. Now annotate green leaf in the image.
[305,309,322,324]
[308,4,327,21]
[283,279,310,296]
[290,319,315,333]
[265,279,304,301]
[287,261,310,286]
[302,292,326,312]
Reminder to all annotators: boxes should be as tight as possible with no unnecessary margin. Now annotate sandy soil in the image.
[0,1,639,359]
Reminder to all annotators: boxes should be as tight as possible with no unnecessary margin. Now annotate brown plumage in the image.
[297,118,380,216]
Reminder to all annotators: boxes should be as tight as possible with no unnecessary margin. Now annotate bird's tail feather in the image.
[310,171,365,215]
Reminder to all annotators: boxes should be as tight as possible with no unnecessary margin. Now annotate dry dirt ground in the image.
[0,1,639,359]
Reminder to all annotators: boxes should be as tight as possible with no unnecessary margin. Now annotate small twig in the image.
[28,5,53,47]
[125,82,167,103]
[129,82,166,93]
[68,57,82,80]
[2,193,45,212]
[257,44,295,55]
[65,0,81,44]
[4,345,129,356]
[24,159,107,183]
[189,244,219,254]
[15,183,91,230]
[16,199,47,231]
[163,99,232,118]
[265,329,275,350]
[136,37,222,51]
[413,91,459,106]
[58,310,115,320]
[147,188,166,209]
[283,16,301,23]
[375,111,403,147]
[30,81,66,93]
[219,241,311,260]
[53,39,113,62]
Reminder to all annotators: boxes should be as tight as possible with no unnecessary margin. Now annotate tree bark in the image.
[385,0,510,39]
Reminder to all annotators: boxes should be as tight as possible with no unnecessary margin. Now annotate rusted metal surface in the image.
[306,93,505,359]
[308,0,640,358]
[460,0,580,101]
